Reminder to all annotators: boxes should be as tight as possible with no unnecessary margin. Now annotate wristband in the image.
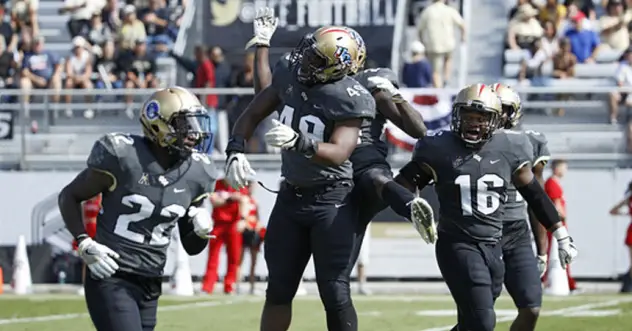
[552,226,570,240]
[294,133,318,158]
[226,135,246,155]
[76,234,90,243]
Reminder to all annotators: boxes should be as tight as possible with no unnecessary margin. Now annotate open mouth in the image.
[463,127,481,141]
[183,133,201,149]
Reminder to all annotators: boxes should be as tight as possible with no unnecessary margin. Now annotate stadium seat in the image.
[574,63,619,78]
[503,63,520,77]
[596,48,623,63]
[504,49,530,63]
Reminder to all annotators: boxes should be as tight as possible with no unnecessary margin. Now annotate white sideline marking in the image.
[0,298,259,325]
[418,298,632,331]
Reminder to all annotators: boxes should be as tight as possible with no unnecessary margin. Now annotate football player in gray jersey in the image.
[58,87,217,331]
[395,84,576,331]
[492,83,552,331]
[227,26,375,331]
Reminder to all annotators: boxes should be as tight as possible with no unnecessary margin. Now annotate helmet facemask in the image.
[500,102,522,129]
[451,103,501,145]
[143,106,214,157]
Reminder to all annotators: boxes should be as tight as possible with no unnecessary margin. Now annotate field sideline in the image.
[0,293,631,331]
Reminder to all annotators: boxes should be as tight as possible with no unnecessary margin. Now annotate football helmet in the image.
[451,84,503,145]
[344,27,367,75]
[492,83,523,129]
[139,86,213,155]
[289,26,359,84]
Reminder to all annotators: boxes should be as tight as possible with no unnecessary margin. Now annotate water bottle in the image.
[58,270,66,284]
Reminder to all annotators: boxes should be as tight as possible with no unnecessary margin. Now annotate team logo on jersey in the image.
[138,173,150,185]
[452,156,464,168]
[334,46,352,66]
[158,176,169,186]
[145,101,160,120]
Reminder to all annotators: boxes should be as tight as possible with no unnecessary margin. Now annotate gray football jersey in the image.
[87,133,217,277]
[353,67,399,154]
[503,129,551,222]
[271,60,376,187]
[413,130,534,242]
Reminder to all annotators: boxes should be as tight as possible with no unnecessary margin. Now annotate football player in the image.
[226,26,375,331]
[245,8,436,246]
[394,84,577,331]
[492,83,549,331]
[58,87,217,331]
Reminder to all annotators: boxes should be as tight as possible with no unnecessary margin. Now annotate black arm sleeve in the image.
[178,217,208,255]
[517,176,561,229]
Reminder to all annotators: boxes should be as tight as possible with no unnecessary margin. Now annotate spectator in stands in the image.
[11,0,38,36]
[552,38,577,116]
[209,46,231,109]
[138,0,172,56]
[120,38,158,118]
[118,4,147,51]
[508,4,544,50]
[565,11,602,62]
[0,4,17,52]
[539,0,568,28]
[193,45,217,108]
[64,36,94,118]
[509,0,538,20]
[416,0,465,88]
[559,1,596,36]
[608,48,632,124]
[86,10,112,53]
[599,0,631,52]
[0,35,15,90]
[19,36,62,107]
[519,20,560,82]
[402,41,433,88]
[166,0,185,40]
[59,0,95,38]
[95,41,123,90]
[101,0,121,31]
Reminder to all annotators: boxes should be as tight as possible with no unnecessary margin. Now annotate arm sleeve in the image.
[411,136,438,181]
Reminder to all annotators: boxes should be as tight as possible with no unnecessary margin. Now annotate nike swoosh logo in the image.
[335,203,346,208]
[490,160,500,164]
[174,188,186,193]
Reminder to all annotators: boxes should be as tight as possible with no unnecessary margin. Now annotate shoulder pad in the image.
[190,152,219,198]
[319,76,376,121]
[356,67,400,92]
[271,59,292,92]
[276,53,291,69]
[412,133,441,161]
[87,133,135,174]
[499,129,534,171]
[523,130,550,166]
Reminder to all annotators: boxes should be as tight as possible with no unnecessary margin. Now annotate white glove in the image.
[225,153,256,189]
[264,119,299,149]
[78,238,120,280]
[188,206,215,239]
[367,76,401,99]
[245,7,279,49]
[409,197,437,244]
[537,255,548,277]
[553,227,578,269]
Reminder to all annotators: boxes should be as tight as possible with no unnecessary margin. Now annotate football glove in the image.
[225,153,256,189]
[409,197,437,244]
[553,226,578,269]
[537,254,548,277]
[188,206,215,239]
[245,7,279,49]
[264,119,299,149]
[367,76,403,101]
[78,238,120,279]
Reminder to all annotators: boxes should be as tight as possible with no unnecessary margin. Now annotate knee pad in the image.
[317,279,352,311]
[265,281,297,305]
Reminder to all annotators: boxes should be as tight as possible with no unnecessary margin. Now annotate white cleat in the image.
[410,197,437,244]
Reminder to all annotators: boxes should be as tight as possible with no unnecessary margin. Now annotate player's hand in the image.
[188,206,215,239]
[225,153,256,189]
[410,197,437,244]
[537,255,548,277]
[367,76,402,100]
[264,119,299,149]
[557,237,577,269]
[78,238,120,279]
[245,7,279,49]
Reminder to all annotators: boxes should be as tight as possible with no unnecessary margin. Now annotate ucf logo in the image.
[210,0,241,26]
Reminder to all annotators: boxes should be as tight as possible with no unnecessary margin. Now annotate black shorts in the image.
[436,234,504,331]
[502,221,543,308]
[263,180,358,304]
[242,229,262,248]
[84,270,162,331]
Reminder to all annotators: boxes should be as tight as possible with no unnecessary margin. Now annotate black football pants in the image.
[264,180,359,318]
[84,270,161,331]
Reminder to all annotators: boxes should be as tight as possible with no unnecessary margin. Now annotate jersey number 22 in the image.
[455,174,503,215]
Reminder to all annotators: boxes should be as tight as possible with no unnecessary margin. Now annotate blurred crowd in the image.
[2,0,185,119]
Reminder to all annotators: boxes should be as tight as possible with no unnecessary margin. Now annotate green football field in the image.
[0,293,631,331]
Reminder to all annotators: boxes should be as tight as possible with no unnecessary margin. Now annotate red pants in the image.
[201,222,242,294]
[543,227,577,290]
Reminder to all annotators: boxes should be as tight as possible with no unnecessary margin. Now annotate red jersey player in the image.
[238,181,266,294]
[609,180,632,292]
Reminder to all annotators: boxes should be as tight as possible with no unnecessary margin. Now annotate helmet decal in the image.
[145,100,160,120]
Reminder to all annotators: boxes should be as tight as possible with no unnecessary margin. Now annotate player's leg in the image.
[84,271,143,331]
[138,277,161,331]
[260,187,312,331]
[309,183,359,331]
[201,224,226,294]
[435,236,504,331]
[224,225,243,294]
[502,221,542,331]
[356,223,371,295]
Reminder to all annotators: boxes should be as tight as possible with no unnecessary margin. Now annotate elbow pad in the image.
[517,177,561,229]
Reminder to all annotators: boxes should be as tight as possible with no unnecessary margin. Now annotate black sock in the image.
[381,181,415,221]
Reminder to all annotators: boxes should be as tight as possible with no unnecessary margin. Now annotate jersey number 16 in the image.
[455,174,504,216]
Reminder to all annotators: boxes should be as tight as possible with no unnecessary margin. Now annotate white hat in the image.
[123,4,136,15]
[410,41,425,54]
[72,36,86,48]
